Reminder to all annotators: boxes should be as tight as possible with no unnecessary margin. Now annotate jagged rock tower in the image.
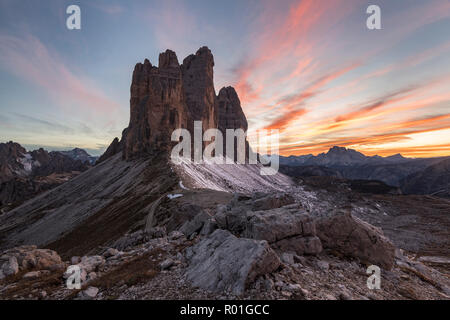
[100,46,248,163]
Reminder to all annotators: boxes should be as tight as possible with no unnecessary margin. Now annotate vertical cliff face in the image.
[217,86,249,160]
[0,142,27,183]
[181,47,218,135]
[123,50,188,160]
[104,46,248,162]
[217,86,247,133]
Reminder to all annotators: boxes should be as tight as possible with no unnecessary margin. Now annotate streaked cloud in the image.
[0,33,120,115]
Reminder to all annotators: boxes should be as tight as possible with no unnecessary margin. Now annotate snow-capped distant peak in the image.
[18,153,34,173]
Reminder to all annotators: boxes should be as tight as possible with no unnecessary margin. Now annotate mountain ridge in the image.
[279,146,450,192]
[0,141,94,211]
[278,146,445,167]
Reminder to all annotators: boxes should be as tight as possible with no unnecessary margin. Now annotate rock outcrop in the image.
[0,245,64,279]
[217,86,249,160]
[181,47,218,138]
[214,193,322,256]
[123,50,188,160]
[2,226,449,300]
[217,87,248,133]
[100,47,249,162]
[315,210,396,270]
[97,138,121,164]
[185,229,280,295]
[0,142,27,183]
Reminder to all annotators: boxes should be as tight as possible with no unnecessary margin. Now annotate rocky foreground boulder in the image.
[0,245,64,279]
[214,193,323,256]
[185,229,280,295]
[316,210,396,270]
[1,227,448,300]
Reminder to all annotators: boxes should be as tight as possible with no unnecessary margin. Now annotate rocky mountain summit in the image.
[280,146,409,167]
[1,48,449,300]
[58,148,98,165]
[103,47,247,162]
[0,142,92,183]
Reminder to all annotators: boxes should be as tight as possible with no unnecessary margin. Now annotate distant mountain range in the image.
[0,141,96,211]
[281,146,417,166]
[279,146,450,197]
[58,148,98,165]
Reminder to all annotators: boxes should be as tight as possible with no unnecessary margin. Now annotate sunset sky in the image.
[0,0,449,157]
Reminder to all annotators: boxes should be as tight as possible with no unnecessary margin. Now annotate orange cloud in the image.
[300,77,450,138]
[362,144,450,157]
[265,108,308,131]
[263,63,360,131]
[279,124,450,156]
[333,88,418,123]
[379,114,450,132]
[241,0,450,158]
[233,0,357,105]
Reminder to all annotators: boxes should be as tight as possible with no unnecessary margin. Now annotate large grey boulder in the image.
[273,235,323,256]
[185,229,280,295]
[199,218,218,236]
[179,211,211,237]
[215,202,322,255]
[316,211,395,270]
[250,193,295,211]
[243,207,316,242]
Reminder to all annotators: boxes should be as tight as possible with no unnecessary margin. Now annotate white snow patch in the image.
[179,180,188,190]
[167,194,183,199]
[18,153,33,173]
[170,157,293,194]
